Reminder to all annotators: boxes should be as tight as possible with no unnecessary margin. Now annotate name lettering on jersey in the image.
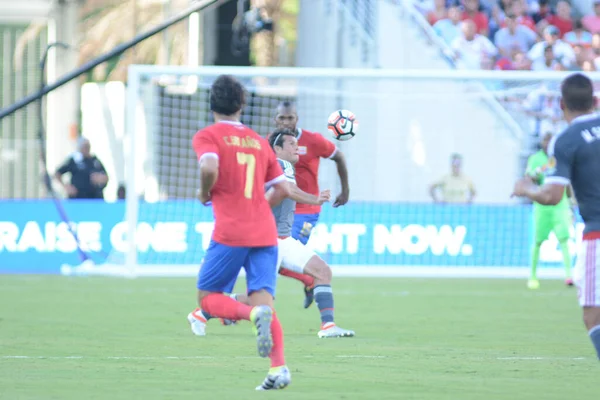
[223,135,262,150]
[581,127,600,143]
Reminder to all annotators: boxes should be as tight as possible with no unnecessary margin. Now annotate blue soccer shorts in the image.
[291,213,320,245]
[197,240,279,296]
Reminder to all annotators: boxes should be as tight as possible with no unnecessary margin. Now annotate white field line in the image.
[0,355,387,360]
[1,355,588,361]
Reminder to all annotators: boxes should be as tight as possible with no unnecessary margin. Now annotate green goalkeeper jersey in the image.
[526,150,570,213]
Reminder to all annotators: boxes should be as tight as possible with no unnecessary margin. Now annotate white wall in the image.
[294,0,521,204]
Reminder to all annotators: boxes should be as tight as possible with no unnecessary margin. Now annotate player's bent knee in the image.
[248,288,275,308]
[304,255,332,284]
[197,289,218,306]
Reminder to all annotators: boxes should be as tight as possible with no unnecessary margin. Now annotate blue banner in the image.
[0,200,584,274]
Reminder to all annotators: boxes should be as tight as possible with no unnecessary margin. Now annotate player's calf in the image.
[583,307,600,360]
[303,256,355,338]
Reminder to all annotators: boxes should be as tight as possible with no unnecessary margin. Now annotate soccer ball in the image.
[327,110,358,141]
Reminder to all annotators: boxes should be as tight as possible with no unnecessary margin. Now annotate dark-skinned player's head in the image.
[560,73,596,121]
[275,101,298,132]
[269,128,299,164]
[209,75,246,118]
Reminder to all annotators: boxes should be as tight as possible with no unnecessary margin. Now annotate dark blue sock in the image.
[201,309,213,321]
[314,285,334,325]
[590,325,600,360]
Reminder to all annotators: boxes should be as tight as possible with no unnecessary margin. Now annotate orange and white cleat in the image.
[187,309,207,336]
[317,322,355,338]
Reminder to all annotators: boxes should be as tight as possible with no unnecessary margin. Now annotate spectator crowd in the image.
[419,0,600,71]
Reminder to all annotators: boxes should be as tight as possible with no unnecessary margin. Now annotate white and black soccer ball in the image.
[327,109,358,141]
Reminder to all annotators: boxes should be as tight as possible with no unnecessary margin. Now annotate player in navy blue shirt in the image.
[513,73,600,360]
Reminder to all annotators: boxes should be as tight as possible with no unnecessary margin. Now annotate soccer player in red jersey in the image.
[192,75,291,390]
[273,101,350,308]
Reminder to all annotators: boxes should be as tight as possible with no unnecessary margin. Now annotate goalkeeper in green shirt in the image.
[526,132,575,289]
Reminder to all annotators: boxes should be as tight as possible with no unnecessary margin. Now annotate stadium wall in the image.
[0,200,583,276]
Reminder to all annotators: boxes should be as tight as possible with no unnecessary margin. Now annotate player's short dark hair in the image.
[209,75,245,116]
[561,73,595,112]
[269,128,296,149]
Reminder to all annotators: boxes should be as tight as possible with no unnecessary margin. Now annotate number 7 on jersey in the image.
[236,152,256,199]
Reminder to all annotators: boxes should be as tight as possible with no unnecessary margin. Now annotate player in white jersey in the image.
[512,73,600,360]
[188,129,355,339]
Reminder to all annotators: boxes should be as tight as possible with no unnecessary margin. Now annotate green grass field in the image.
[0,276,596,399]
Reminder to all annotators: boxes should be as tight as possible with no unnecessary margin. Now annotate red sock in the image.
[200,293,252,321]
[279,268,315,288]
[269,312,286,368]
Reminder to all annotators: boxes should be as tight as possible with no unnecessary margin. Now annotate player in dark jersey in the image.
[192,75,292,389]
[512,73,600,360]
[274,101,350,309]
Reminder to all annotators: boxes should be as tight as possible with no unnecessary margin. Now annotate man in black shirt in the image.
[513,73,600,360]
[54,138,109,199]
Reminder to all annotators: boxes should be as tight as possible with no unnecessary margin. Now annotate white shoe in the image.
[255,366,291,390]
[187,311,207,336]
[318,323,355,338]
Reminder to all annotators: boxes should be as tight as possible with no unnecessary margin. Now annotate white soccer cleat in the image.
[255,366,291,391]
[318,323,355,338]
[187,311,207,337]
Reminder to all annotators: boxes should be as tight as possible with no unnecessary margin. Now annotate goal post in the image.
[66,66,599,278]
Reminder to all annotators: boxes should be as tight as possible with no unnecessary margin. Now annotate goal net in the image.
[64,67,592,278]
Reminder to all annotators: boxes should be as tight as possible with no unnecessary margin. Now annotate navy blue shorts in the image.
[291,213,320,245]
[197,240,278,296]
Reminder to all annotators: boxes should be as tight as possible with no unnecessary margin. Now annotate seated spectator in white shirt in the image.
[451,19,498,69]
[564,20,593,47]
[433,5,463,45]
[528,25,576,68]
[582,0,600,34]
[531,44,562,70]
[494,13,537,57]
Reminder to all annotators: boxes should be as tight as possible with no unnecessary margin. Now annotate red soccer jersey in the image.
[192,121,285,247]
[294,128,337,215]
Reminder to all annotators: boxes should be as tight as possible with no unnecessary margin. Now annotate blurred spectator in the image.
[591,33,600,68]
[582,59,596,71]
[528,25,575,68]
[462,0,490,36]
[509,0,537,31]
[523,84,565,139]
[582,0,600,34]
[427,0,449,25]
[531,44,562,70]
[494,13,537,57]
[429,153,476,204]
[532,0,553,24]
[452,20,498,69]
[54,138,109,200]
[433,5,463,45]
[495,49,533,70]
[564,19,593,47]
[513,51,533,69]
[546,0,573,37]
[570,44,593,70]
[117,184,126,200]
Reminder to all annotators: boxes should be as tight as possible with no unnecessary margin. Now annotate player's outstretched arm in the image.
[331,151,350,207]
[289,184,331,205]
[266,181,290,207]
[512,176,565,206]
